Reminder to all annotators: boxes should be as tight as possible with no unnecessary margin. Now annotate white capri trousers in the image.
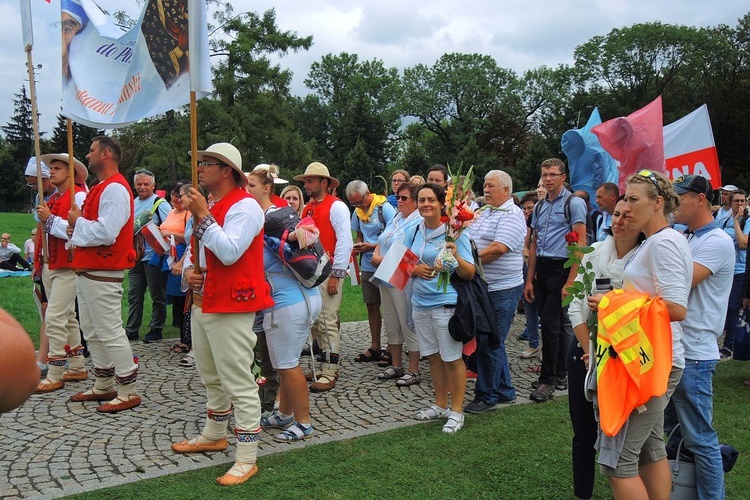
[264,296,322,370]
[380,284,419,352]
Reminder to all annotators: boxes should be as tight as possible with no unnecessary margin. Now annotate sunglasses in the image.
[636,169,663,196]
[396,195,411,202]
[198,161,225,168]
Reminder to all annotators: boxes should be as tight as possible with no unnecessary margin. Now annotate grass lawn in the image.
[66,360,750,499]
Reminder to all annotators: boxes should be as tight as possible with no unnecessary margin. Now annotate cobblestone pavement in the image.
[0,314,564,499]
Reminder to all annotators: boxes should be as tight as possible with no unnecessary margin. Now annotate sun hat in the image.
[293,162,339,189]
[40,153,89,185]
[190,143,246,187]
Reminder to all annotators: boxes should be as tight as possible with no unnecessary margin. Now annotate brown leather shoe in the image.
[70,389,118,402]
[305,371,340,382]
[216,463,258,486]
[310,373,337,393]
[171,437,228,454]
[62,370,89,382]
[96,395,142,413]
[35,379,64,394]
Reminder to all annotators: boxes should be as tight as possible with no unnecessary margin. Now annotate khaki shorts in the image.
[600,367,684,478]
[361,271,381,305]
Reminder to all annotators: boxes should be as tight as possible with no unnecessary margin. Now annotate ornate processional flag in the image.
[60,0,211,128]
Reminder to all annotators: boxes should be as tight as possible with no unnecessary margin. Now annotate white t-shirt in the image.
[682,226,735,360]
[622,227,692,369]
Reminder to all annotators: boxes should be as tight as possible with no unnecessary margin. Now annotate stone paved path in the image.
[1,314,563,499]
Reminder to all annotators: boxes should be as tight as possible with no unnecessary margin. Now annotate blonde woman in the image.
[280,185,304,216]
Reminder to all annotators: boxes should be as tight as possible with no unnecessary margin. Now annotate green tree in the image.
[49,114,104,168]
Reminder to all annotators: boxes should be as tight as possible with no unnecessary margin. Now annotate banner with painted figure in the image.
[592,96,665,193]
[561,107,618,209]
[663,104,722,187]
[60,0,211,129]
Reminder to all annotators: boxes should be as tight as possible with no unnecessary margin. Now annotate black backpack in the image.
[263,206,331,288]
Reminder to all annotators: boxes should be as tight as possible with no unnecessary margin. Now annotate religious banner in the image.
[663,104,722,186]
[60,0,211,128]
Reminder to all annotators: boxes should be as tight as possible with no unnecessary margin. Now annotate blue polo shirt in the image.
[531,189,587,258]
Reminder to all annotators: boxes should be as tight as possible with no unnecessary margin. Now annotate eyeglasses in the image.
[636,169,663,196]
[392,179,406,184]
[396,195,411,201]
[541,172,563,179]
[198,161,225,168]
[349,197,366,208]
[135,169,154,176]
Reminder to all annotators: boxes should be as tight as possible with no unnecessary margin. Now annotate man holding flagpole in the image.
[34,153,89,393]
[67,136,141,413]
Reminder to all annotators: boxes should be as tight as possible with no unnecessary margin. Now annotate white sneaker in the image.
[442,411,464,433]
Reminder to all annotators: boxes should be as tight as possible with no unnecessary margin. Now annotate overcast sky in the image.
[1,0,747,136]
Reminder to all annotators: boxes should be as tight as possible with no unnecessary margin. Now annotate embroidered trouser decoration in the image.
[204,406,233,440]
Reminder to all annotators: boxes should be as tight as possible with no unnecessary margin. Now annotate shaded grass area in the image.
[67,361,750,499]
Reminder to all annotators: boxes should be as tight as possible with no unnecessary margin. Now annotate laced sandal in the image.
[377,366,404,380]
[415,404,450,421]
[260,411,293,429]
[396,371,421,387]
[442,411,464,433]
[216,462,258,486]
[273,422,313,443]
[35,378,64,393]
[62,369,88,381]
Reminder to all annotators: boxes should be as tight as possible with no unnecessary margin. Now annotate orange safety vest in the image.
[595,289,672,437]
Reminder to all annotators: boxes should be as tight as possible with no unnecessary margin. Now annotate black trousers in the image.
[567,335,597,499]
[533,257,569,384]
[0,253,30,270]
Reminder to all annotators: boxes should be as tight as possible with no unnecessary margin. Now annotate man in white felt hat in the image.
[34,153,89,393]
[294,162,353,392]
[172,143,274,486]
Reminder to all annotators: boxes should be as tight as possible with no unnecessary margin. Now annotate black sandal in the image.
[377,350,392,367]
[354,347,382,363]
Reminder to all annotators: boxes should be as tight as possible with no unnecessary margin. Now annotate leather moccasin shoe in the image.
[62,370,89,382]
[70,390,118,402]
[35,379,64,394]
[310,374,337,393]
[96,395,142,413]
[172,438,228,454]
[216,463,258,486]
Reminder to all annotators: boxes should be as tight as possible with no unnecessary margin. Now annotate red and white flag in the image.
[167,235,178,268]
[349,254,360,286]
[663,104,722,186]
[140,220,170,256]
[372,239,420,291]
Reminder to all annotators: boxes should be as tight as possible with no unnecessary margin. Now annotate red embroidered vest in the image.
[302,194,338,265]
[39,187,85,270]
[71,173,136,270]
[202,187,274,314]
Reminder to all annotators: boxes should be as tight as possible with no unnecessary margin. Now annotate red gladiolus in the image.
[440,215,450,224]
[565,231,579,244]
[455,206,475,222]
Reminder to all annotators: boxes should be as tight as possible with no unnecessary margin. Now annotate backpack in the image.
[447,240,500,347]
[533,194,595,245]
[263,206,331,288]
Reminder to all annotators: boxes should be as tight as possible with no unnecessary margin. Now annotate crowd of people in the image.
[5,139,748,496]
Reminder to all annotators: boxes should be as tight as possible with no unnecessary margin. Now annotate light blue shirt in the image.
[375,210,423,288]
[134,194,172,262]
[351,201,396,272]
[596,211,612,242]
[410,224,473,310]
[531,189,587,258]
[263,246,321,310]
[720,216,749,275]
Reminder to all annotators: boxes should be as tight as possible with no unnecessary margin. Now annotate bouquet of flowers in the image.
[433,165,476,292]
[561,231,597,337]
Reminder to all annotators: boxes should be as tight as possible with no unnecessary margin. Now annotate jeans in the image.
[522,263,539,348]
[475,284,523,404]
[722,273,744,351]
[664,360,725,500]
[534,257,570,385]
[126,260,167,336]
